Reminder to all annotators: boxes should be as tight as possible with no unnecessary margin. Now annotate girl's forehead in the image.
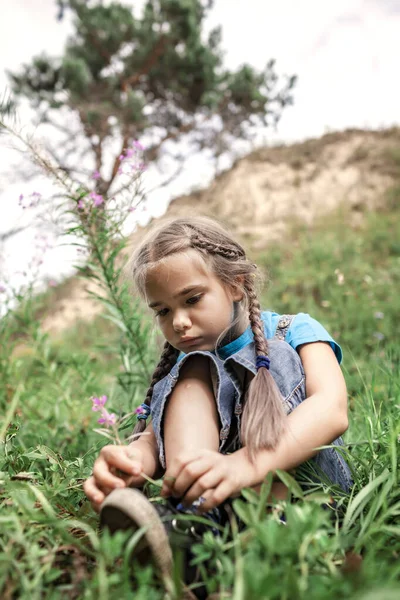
[146,250,209,282]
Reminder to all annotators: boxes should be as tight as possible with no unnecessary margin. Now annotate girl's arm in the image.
[232,341,349,483]
[128,421,163,477]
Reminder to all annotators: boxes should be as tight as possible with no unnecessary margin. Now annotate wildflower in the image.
[373,332,385,341]
[30,192,41,206]
[135,405,146,415]
[18,191,41,209]
[48,279,57,287]
[0,285,6,293]
[91,170,101,180]
[98,410,117,427]
[77,199,85,209]
[128,206,136,213]
[133,140,144,151]
[92,395,107,412]
[89,191,104,207]
[374,311,384,319]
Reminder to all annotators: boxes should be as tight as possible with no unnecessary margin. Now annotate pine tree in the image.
[8,0,296,202]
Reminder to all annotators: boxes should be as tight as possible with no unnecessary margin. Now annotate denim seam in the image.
[284,376,305,405]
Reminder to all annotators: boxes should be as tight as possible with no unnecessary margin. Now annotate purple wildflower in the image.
[92,395,107,412]
[0,285,6,293]
[89,191,104,207]
[77,199,85,209]
[373,332,385,341]
[98,411,117,427]
[135,406,145,415]
[133,140,144,151]
[91,170,101,180]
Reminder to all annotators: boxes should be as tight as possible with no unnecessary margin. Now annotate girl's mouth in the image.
[179,337,202,347]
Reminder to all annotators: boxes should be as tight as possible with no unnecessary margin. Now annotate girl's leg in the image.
[163,358,220,467]
[162,356,288,503]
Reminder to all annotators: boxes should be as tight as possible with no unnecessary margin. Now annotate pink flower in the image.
[0,285,6,293]
[98,411,117,427]
[89,191,104,207]
[77,199,85,209]
[48,279,57,287]
[135,406,145,415]
[133,140,144,151]
[92,395,107,412]
[91,170,101,180]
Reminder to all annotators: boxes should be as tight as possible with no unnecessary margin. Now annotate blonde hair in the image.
[130,216,286,460]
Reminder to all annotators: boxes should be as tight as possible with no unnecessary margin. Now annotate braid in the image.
[190,232,245,261]
[133,341,179,435]
[244,275,268,357]
[241,275,287,460]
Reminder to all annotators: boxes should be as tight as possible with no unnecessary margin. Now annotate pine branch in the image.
[121,36,167,91]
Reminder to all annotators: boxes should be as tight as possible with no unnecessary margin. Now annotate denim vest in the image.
[150,316,353,492]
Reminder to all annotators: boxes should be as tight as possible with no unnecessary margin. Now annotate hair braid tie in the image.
[256,355,270,370]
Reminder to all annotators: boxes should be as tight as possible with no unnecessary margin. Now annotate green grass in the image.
[1,203,399,599]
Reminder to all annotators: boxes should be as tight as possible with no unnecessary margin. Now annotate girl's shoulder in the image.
[261,310,342,364]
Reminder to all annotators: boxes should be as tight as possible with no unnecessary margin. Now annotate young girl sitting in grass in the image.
[83,216,352,588]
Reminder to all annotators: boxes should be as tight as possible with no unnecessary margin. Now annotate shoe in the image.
[100,488,229,599]
[100,488,174,585]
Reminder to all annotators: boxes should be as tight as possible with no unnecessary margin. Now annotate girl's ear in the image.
[230,275,245,302]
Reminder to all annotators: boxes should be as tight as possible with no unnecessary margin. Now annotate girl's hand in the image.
[161,448,259,512]
[83,445,146,513]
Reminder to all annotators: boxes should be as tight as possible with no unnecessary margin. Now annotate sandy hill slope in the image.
[42,128,400,334]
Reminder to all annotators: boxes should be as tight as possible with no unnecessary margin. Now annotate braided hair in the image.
[130,216,287,459]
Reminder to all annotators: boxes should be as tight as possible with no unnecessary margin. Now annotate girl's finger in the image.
[100,446,139,475]
[182,469,224,507]
[162,450,206,497]
[199,480,233,513]
[83,476,105,505]
[172,458,215,499]
[92,457,127,490]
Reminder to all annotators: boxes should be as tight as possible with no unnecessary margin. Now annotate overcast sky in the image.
[0,0,399,291]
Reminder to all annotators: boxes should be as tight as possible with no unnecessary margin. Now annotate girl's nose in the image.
[172,311,191,333]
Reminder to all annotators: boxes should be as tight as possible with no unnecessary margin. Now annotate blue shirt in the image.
[179,311,342,364]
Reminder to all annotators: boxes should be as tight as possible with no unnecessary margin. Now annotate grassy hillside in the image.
[0,197,399,598]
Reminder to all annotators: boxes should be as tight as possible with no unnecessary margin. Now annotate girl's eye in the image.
[155,308,169,318]
[186,295,202,305]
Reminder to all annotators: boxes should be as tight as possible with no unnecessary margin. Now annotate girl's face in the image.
[145,249,246,353]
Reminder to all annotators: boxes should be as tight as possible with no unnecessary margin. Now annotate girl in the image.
[83,216,352,584]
